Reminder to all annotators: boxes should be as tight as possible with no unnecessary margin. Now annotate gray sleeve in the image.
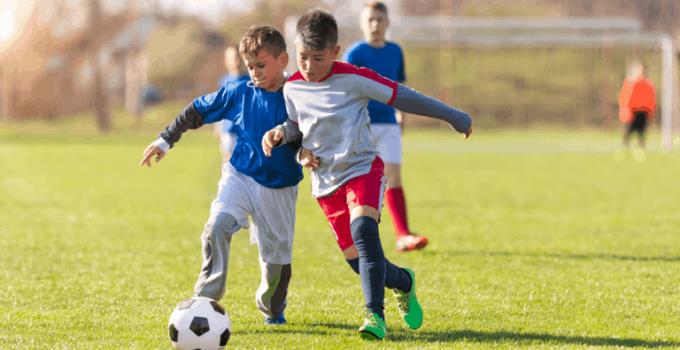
[392,84,471,134]
[159,103,204,148]
[277,119,303,146]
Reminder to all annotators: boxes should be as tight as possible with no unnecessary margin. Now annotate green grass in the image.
[1,115,680,349]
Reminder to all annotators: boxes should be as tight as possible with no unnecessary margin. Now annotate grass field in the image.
[1,112,680,349]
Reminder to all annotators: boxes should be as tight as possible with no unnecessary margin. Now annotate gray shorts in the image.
[210,163,298,264]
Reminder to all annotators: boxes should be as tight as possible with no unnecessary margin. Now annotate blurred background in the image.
[0,0,679,140]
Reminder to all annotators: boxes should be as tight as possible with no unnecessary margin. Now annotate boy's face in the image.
[242,49,289,91]
[360,8,388,44]
[295,43,340,82]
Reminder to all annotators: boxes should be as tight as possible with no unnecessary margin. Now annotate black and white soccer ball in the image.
[168,297,232,350]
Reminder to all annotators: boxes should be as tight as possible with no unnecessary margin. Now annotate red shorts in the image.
[317,157,386,250]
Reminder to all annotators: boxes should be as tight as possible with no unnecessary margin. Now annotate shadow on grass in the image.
[237,327,332,336]
[435,249,680,263]
[236,322,358,336]
[313,323,679,347]
[390,329,680,348]
[311,322,356,331]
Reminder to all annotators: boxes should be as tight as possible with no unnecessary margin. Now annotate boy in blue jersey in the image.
[140,26,301,325]
[263,9,471,340]
[215,46,250,160]
[344,1,428,252]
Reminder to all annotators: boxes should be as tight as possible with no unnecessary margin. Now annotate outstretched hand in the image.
[140,143,166,167]
[262,128,284,157]
[298,148,320,170]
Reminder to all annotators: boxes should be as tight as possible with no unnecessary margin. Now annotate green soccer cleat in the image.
[394,268,423,330]
[358,308,386,340]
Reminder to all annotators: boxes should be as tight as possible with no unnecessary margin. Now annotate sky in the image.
[159,0,253,17]
[0,0,18,42]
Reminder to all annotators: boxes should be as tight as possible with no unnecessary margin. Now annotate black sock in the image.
[386,263,411,293]
[350,216,385,319]
[347,258,411,293]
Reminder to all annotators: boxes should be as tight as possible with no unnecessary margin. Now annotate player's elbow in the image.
[454,111,472,134]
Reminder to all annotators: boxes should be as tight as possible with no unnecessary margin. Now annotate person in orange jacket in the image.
[618,62,656,151]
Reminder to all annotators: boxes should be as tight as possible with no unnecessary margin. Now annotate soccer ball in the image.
[168,297,232,350]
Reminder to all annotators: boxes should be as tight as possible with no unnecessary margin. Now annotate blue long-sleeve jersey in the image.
[161,80,303,189]
[217,74,250,133]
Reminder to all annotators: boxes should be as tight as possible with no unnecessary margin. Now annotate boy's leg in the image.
[317,172,386,339]
[317,188,402,290]
[630,111,647,161]
[255,258,291,323]
[637,112,648,148]
[373,124,428,251]
[194,212,242,300]
[345,159,389,319]
[195,165,251,300]
[317,190,356,257]
[346,257,411,292]
[250,183,298,322]
[318,158,419,337]
[349,215,386,319]
[348,212,422,330]
[623,123,634,148]
[347,157,422,334]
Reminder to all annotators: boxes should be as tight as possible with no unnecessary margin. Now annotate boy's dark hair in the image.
[365,1,388,15]
[239,25,286,57]
[295,8,338,50]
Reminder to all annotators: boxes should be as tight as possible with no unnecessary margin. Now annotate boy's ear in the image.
[279,51,289,67]
[332,45,341,59]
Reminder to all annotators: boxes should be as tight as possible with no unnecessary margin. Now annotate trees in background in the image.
[88,0,111,131]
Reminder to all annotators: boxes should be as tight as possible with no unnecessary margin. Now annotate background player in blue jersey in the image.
[215,46,250,161]
[343,1,428,252]
[140,26,301,325]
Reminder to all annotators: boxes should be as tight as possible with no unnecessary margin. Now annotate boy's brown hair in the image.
[365,1,388,15]
[295,8,338,50]
[239,25,287,57]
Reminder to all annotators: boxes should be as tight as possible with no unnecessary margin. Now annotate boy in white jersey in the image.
[263,8,471,340]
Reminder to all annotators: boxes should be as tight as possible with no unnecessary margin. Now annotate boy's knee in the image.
[350,216,379,242]
[350,217,384,262]
[202,212,240,240]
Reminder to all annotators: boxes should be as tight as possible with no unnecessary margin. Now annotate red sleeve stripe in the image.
[331,62,398,87]
[290,62,398,103]
[322,62,398,104]
[386,84,398,105]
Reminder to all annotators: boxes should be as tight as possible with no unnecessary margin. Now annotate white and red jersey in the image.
[283,61,397,197]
